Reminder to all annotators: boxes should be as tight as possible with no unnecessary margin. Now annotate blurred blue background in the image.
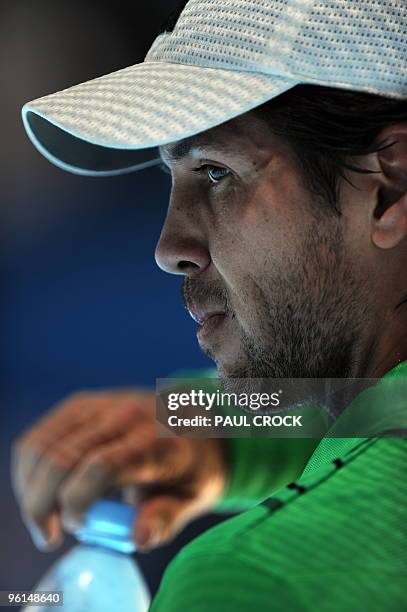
[0,0,228,597]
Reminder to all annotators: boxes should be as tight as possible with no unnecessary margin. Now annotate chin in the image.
[218,375,264,398]
[216,359,251,384]
[215,352,247,379]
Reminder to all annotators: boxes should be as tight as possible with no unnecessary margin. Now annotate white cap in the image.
[22,0,407,177]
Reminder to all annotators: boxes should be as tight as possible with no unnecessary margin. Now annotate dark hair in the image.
[253,86,407,213]
[160,4,407,213]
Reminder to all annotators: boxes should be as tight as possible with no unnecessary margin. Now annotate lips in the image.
[183,281,228,342]
[187,308,226,326]
[186,302,226,342]
[196,312,226,340]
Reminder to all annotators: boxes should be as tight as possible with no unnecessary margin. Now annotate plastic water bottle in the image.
[23,499,150,611]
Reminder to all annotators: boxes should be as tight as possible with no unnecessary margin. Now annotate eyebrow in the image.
[159,135,232,163]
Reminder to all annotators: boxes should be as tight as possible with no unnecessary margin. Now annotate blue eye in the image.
[206,166,230,184]
[195,165,230,184]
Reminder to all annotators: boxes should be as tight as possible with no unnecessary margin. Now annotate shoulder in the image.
[150,509,296,612]
[150,439,406,611]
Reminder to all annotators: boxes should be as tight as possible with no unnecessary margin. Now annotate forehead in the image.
[159,110,274,163]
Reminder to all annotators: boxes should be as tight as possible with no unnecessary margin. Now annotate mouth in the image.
[196,312,226,341]
[184,277,229,344]
[187,305,227,341]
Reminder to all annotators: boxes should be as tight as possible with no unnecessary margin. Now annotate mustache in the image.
[182,278,233,316]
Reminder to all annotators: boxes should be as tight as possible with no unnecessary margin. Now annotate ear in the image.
[371,124,407,250]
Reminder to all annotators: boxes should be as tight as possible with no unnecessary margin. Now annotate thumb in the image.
[133,495,195,551]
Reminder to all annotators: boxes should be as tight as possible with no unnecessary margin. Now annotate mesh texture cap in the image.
[22,0,407,177]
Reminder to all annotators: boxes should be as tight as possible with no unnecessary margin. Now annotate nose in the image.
[155,196,211,276]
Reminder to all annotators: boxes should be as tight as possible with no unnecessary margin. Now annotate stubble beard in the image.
[188,219,371,389]
[232,222,370,379]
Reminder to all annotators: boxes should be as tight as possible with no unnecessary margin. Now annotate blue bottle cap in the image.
[75,499,137,554]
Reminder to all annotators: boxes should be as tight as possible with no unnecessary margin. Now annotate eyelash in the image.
[159,163,231,184]
[194,165,231,184]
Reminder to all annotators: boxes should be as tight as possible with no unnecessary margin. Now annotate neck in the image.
[355,300,407,378]
[323,301,407,417]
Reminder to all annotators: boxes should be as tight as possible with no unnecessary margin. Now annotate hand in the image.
[11,390,227,552]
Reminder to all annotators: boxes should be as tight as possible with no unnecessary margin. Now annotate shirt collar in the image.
[301,360,407,477]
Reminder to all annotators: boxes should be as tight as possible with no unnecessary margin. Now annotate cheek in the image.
[207,170,314,337]
[211,170,307,280]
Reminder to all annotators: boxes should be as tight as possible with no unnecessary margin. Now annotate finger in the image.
[24,511,63,552]
[114,436,196,486]
[12,394,101,495]
[55,435,193,530]
[17,393,100,452]
[16,394,153,492]
[45,399,153,469]
[19,445,75,548]
[13,392,153,500]
[56,452,117,532]
[134,495,199,550]
[19,440,116,548]
[51,422,155,529]
[16,425,116,547]
[13,397,153,543]
[52,431,165,528]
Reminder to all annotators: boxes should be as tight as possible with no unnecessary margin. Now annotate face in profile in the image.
[155,110,397,383]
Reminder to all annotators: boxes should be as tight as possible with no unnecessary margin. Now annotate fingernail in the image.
[137,517,167,551]
[29,525,58,552]
[42,534,62,552]
[135,524,152,548]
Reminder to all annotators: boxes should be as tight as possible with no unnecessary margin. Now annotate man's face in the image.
[156,111,372,381]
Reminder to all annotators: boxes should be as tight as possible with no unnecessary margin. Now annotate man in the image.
[13,1,406,610]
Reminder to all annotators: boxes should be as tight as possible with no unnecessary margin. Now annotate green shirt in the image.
[150,362,407,611]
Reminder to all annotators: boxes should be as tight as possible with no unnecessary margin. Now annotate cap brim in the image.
[22,61,300,177]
